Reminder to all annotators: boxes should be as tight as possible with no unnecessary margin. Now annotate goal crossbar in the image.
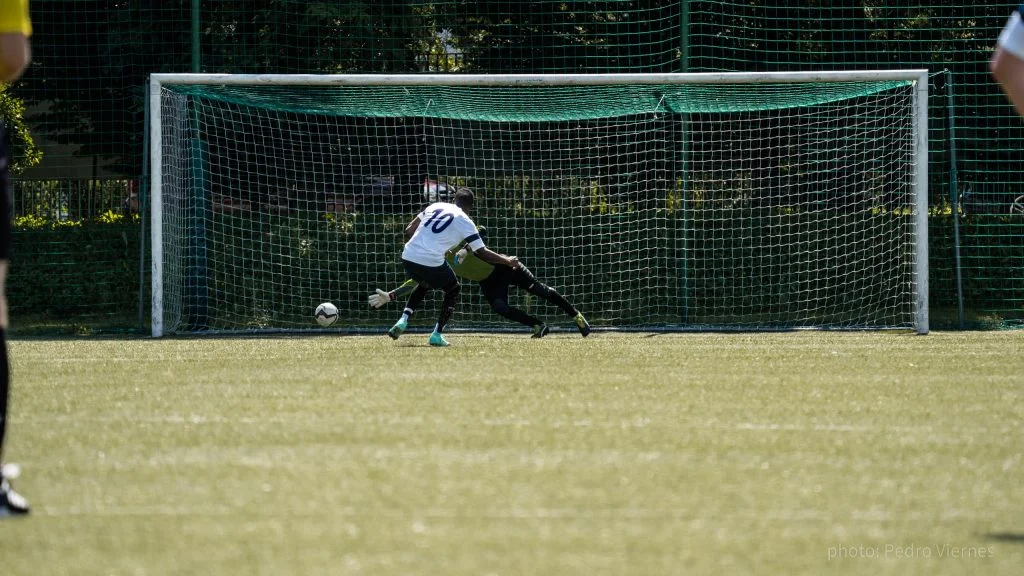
[151,70,928,87]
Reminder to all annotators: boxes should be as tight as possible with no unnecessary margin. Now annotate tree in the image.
[14,1,191,177]
[444,1,682,73]
[0,86,41,175]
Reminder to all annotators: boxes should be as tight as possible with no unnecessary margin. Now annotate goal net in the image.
[149,72,928,336]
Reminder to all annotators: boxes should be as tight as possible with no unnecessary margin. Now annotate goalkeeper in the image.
[370,227,590,338]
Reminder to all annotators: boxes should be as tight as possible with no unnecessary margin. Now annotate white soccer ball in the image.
[314,302,339,327]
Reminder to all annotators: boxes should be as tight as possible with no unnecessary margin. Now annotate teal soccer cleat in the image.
[428,332,450,347]
[387,318,408,340]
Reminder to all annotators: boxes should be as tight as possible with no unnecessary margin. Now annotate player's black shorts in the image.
[402,259,458,289]
[0,122,12,260]
[479,265,536,304]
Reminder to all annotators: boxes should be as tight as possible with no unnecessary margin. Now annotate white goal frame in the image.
[148,70,930,336]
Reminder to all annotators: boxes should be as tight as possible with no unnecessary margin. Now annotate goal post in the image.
[149,71,929,336]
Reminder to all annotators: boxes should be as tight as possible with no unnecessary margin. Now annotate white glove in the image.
[368,288,393,309]
[453,248,469,265]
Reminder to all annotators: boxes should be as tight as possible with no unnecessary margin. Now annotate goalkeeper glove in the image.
[367,288,394,309]
[453,248,469,265]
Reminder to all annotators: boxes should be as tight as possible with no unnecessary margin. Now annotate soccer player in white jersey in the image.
[389,188,520,347]
[993,4,1024,117]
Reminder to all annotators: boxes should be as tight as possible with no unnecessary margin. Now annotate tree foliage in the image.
[6,0,1021,187]
[15,1,428,178]
[0,85,42,174]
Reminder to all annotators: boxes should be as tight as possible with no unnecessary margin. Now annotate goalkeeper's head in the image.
[454,188,474,211]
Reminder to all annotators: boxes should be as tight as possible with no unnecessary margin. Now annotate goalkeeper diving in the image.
[370,227,591,338]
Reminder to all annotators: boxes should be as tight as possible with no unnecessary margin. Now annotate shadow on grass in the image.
[983,532,1024,543]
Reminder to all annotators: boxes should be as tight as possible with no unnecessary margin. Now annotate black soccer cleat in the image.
[531,324,550,339]
[574,312,591,337]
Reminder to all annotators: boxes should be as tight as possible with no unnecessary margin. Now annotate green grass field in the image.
[0,331,1022,575]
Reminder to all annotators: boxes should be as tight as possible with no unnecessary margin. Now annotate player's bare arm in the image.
[473,246,520,269]
[0,33,28,82]
[403,216,421,239]
[993,6,1024,118]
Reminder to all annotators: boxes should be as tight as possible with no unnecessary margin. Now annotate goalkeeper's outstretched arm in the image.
[368,279,418,309]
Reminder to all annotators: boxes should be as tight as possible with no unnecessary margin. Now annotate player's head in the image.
[454,188,474,211]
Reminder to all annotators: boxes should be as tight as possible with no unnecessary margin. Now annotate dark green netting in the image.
[166,81,912,120]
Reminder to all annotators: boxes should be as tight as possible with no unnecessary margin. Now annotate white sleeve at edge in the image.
[998,11,1024,61]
